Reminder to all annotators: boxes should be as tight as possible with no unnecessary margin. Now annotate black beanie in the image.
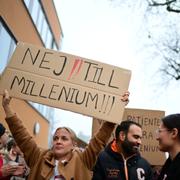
[0,123,6,137]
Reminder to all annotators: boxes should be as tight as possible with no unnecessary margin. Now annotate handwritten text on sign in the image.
[0,42,131,123]
[123,108,166,165]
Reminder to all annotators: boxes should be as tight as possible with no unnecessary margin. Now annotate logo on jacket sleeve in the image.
[106,168,120,178]
[137,168,145,180]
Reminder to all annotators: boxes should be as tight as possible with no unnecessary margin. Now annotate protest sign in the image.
[0,42,131,123]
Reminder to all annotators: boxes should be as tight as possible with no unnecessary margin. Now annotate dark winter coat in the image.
[92,141,153,180]
[158,152,180,180]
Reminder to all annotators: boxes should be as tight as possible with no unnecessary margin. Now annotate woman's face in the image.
[52,128,74,160]
[156,123,173,152]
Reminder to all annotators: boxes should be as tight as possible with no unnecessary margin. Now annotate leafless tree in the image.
[109,0,180,82]
[145,0,180,82]
[159,34,180,81]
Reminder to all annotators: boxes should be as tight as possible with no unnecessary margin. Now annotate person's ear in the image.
[119,131,126,141]
[171,128,178,139]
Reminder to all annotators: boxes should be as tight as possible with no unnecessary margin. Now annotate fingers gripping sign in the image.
[120,91,130,105]
[2,89,15,118]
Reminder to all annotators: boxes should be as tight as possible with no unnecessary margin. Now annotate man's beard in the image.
[121,137,139,156]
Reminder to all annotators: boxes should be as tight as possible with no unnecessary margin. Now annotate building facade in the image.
[0,0,63,148]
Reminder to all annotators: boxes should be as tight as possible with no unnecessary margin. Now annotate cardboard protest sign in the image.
[0,42,131,123]
[92,108,166,165]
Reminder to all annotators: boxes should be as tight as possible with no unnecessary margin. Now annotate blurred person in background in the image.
[0,123,25,179]
[4,138,30,180]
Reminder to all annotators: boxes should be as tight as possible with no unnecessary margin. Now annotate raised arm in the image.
[80,91,130,169]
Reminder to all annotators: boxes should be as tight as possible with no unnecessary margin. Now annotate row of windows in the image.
[29,101,55,123]
[24,0,59,50]
[0,0,60,73]
[0,19,54,122]
[23,0,59,121]
[0,0,61,122]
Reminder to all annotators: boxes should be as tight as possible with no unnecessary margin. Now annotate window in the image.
[46,29,53,49]
[29,101,55,122]
[24,0,31,8]
[41,18,48,44]
[31,0,39,25]
[23,0,59,122]
[0,19,16,74]
[36,10,43,33]
[24,0,59,50]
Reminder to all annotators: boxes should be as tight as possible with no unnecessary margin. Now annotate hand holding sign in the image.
[2,89,14,118]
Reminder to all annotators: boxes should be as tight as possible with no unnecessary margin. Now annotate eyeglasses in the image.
[155,128,171,135]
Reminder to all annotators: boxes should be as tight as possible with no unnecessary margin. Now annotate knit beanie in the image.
[0,123,6,137]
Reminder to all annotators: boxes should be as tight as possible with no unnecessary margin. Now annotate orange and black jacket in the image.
[92,140,153,180]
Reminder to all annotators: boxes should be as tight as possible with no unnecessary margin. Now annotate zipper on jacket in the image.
[124,159,129,180]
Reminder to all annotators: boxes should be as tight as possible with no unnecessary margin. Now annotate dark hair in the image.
[115,120,142,139]
[162,113,180,138]
[0,123,6,137]
[7,138,17,152]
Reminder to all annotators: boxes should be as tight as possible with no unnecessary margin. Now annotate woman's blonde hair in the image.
[54,127,77,145]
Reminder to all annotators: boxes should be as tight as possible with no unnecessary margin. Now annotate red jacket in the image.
[0,154,10,180]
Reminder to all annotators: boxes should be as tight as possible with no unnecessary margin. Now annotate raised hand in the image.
[12,164,26,176]
[2,89,15,118]
[121,91,130,106]
[1,164,19,177]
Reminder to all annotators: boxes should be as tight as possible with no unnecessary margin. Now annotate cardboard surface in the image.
[92,108,166,165]
[0,42,131,123]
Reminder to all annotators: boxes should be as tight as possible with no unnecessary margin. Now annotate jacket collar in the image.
[43,149,55,167]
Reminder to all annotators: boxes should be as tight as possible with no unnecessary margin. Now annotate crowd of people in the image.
[0,123,29,180]
[1,89,180,180]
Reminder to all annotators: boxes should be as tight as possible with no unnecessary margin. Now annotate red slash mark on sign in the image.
[68,59,83,80]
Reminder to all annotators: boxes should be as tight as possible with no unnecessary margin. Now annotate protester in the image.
[156,114,180,180]
[2,89,129,180]
[4,138,30,180]
[0,123,25,179]
[92,120,153,180]
[0,123,8,150]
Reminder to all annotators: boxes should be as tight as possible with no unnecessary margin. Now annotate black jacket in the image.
[92,142,153,180]
[158,152,180,180]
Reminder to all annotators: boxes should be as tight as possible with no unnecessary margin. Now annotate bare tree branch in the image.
[148,0,176,6]
[147,0,180,13]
